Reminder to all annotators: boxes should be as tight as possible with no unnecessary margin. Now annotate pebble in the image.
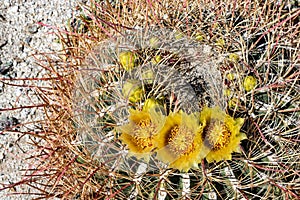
[0,117,20,131]
[0,40,8,49]
[25,36,32,44]
[27,24,39,34]
[0,61,13,76]
[7,6,18,13]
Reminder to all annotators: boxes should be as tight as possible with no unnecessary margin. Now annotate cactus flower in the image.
[141,69,155,84]
[199,106,247,163]
[216,38,225,48]
[175,31,184,40]
[118,109,165,161]
[228,97,239,108]
[226,73,235,81]
[151,55,162,64]
[156,111,204,172]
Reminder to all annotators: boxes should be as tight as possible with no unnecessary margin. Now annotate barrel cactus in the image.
[1,0,299,199]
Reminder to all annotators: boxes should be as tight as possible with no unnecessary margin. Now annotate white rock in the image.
[8,5,18,13]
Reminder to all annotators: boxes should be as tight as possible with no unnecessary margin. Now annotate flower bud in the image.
[119,51,137,71]
[149,37,160,49]
[228,53,240,63]
[122,80,144,103]
[143,98,161,111]
[243,76,257,92]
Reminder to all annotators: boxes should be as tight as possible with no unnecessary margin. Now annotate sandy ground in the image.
[0,1,87,199]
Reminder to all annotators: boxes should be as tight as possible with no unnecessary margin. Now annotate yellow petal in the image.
[216,38,225,48]
[228,53,240,63]
[226,73,235,81]
[194,32,205,41]
[151,55,162,64]
[141,69,155,84]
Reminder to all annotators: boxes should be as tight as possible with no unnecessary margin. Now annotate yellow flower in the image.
[243,75,257,92]
[200,106,247,163]
[119,51,137,71]
[224,89,232,97]
[228,97,239,108]
[118,109,165,161]
[122,80,144,103]
[156,111,204,172]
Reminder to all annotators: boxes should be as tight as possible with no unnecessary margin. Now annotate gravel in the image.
[0,1,87,199]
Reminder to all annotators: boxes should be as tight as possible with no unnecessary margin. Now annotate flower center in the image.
[167,125,195,156]
[203,119,231,151]
[134,119,156,150]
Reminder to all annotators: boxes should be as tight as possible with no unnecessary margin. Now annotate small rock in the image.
[25,37,32,44]
[8,6,19,13]
[0,40,8,49]
[0,61,13,76]
[19,44,25,52]
[0,14,6,22]
[27,24,39,34]
[0,117,20,131]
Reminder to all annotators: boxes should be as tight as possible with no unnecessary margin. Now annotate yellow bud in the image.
[243,76,257,92]
[228,97,238,108]
[149,37,160,48]
[226,73,235,81]
[195,32,205,41]
[216,38,225,48]
[119,51,137,71]
[151,55,162,64]
[213,23,220,29]
[143,98,161,111]
[228,53,240,63]
[122,80,144,103]
[224,89,232,97]
[175,31,184,40]
[141,69,154,84]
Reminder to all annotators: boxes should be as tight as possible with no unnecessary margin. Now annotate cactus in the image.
[1,0,299,199]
